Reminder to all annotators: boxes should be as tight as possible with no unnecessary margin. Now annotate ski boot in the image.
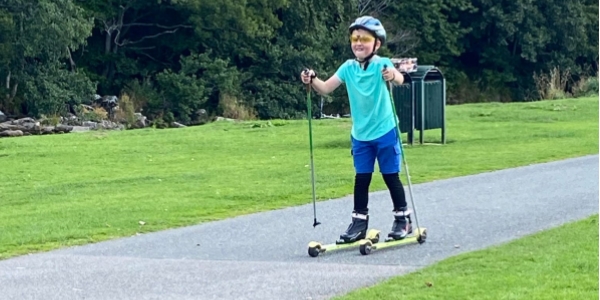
[387,208,413,241]
[336,211,369,244]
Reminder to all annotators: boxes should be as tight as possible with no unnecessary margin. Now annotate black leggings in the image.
[353,172,407,214]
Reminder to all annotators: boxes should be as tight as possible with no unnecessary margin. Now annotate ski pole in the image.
[303,69,321,228]
[384,65,422,240]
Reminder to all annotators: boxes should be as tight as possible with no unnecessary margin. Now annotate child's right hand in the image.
[301,69,316,84]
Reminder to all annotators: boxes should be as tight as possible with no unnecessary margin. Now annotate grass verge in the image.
[335,215,599,300]
[0,97,597,259]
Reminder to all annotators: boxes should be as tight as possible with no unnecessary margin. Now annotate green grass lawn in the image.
[335,214,599,300]
[0,96,597,259]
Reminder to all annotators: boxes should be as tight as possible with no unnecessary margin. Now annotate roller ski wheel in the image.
[366,228,380,244]
[307,229,381,258]
[417,228,427,244]
[358,227,427,255]
[308,241,322,257]
[359,240,373,255]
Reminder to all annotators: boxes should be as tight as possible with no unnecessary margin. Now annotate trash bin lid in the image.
[410,65,443,81]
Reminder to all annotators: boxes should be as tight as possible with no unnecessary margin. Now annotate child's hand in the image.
[301,69,316,84]
[382,66,395,81]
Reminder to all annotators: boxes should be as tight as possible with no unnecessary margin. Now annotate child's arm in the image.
[382,64,404,86]
[310,76,342,95]
[391,68,404,86]
[301,70,342,95]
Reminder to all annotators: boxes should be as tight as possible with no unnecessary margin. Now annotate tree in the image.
[0,0,95,116]
[74,0,196,94]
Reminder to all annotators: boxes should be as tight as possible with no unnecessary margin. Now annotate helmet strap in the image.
[355,42,378,70]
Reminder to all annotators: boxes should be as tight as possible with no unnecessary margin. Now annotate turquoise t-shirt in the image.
[334,55,398,141]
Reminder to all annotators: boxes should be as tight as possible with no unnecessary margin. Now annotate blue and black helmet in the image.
[348,16,387,44]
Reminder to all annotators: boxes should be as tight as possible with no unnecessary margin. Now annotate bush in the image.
[219,93,257,120]
[113,93,137,129]
[533,67,571,100]
[81,106,108,122]
[573,76,599,97]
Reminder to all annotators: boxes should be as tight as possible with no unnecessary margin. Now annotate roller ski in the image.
[358,209,427,255]
[308,212,380,257]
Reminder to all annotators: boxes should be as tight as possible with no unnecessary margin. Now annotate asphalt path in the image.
[0,155,598,300]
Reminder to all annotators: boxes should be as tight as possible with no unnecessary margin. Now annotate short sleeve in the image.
[334,60,349,83]
[379,57,394,70]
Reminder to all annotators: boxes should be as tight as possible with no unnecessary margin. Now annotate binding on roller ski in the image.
[302,16,427,258]
[307,227,381,258]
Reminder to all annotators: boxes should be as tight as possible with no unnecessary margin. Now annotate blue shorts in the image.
[351,128,402,174]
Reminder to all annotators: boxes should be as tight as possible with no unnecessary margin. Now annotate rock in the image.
[194,109,210,125]
[0,106,155,138]
[0,118,42,135]
[79,120,123,130]
[81,104,94,111]
[0,123,19,131]
[62,114,79,126]
[215,116,235,122]
[42,127,55,134]
[0,130,23,137]
[71,126,90,132]
[54,124,73,133]
[10,117,37,126]
[134,113,147,128]
[82,121,98,129]
[0,116,76,138]
[20,122,42,134]
[99,120,124,130]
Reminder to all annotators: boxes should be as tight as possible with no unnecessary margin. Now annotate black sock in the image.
[382,173,407,210]
[353,173,372,214]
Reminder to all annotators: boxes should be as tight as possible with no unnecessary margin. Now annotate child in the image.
[300,16,412,243]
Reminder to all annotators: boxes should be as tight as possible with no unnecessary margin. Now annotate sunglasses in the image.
[350,35,375,43]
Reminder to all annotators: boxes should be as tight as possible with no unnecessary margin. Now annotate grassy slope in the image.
[0,97,597,259]
[335,215,599,300]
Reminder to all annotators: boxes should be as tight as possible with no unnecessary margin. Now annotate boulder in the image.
[0,117,73,138]
[0,130,23,137]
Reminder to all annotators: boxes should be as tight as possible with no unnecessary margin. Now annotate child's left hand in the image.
[382,66,395,82]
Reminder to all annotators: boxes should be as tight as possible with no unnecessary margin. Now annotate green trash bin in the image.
[390,75,415,143]
[392,65,446,145]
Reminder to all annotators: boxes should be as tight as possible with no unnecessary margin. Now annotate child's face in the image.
[350,29,379,60]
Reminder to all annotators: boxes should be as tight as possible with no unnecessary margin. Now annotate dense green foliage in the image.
[0,0,597,124]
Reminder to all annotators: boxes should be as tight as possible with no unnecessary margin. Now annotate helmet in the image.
[348,16,386,44]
